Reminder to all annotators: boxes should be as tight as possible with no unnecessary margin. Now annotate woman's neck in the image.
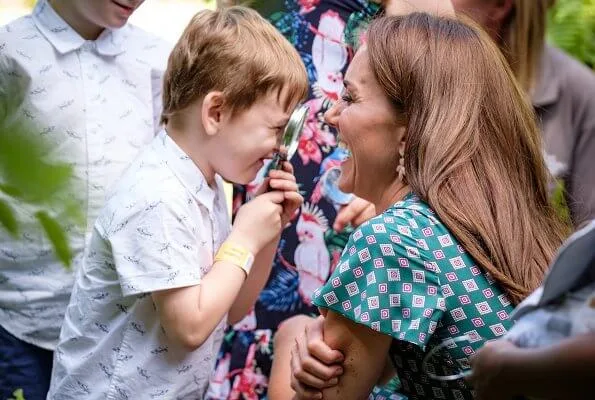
[373,181,411,215]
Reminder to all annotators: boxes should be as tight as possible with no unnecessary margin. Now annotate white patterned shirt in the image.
[0,0,171,350]
[48,131,231,400]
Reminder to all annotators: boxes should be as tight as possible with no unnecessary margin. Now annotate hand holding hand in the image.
[291,316,345,400]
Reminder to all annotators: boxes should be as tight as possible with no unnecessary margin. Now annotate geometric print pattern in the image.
[313,193,515,399]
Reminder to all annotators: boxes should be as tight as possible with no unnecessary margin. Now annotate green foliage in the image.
[0,121,83,268]
[551,179,572,225]
[548,0,595,67]
[7,389,25,400]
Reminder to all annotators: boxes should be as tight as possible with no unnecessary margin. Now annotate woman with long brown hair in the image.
[267,4,568,400]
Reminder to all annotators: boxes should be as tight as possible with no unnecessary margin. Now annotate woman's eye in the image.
[341,93,353,103]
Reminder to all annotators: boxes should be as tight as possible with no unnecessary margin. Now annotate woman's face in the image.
[324,47,405,202]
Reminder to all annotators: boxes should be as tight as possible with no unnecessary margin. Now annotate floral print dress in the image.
[206,1,381,399]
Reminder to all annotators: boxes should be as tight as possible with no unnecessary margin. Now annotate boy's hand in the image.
[230,191,285,255]
[291,316,344,398]
[266,161,303,227]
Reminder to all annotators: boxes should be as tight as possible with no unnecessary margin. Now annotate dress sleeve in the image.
[312,213,445,350]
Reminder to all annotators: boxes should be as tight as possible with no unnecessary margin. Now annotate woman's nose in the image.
[324,102,340,128]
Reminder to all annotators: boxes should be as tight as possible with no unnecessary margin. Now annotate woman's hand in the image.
[376,0,455,16]
[333,197,376,232]
[466,339,520,400]
[290,316,345,399]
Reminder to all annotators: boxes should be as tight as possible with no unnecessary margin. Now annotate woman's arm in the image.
[318,310,393,400]
[269,310,393,400]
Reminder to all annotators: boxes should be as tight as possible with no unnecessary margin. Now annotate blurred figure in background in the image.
[451,0,595,226]
[467,219,595,400]
[0,0,170,398]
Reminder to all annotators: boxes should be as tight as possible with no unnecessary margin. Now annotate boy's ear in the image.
[201,91,227,136]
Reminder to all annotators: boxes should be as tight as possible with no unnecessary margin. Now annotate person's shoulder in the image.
[101,144,185,217]
[389,193,442,231]
[0,13,37,40]
[0,14,49,65]
[547,46,595,101]
[123,24,173,67]
[547,46,594,82]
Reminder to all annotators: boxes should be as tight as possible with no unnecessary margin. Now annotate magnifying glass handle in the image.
[269,152,287,172]
[266,153,287,192]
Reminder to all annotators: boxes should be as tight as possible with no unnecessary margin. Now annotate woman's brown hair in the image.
[367,13,569,304]
[499,0,552,92]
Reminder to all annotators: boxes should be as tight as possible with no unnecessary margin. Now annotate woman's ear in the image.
[201,91,227,137]
[397,126,407,155]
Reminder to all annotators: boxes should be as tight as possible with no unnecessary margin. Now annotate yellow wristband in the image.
[214,242,255,276]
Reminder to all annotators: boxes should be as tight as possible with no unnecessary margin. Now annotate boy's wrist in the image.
[214,240,255,276]
[226,231,259,255]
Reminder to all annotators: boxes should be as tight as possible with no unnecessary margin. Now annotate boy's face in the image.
[209,90,296,185]
[78,0,145,30]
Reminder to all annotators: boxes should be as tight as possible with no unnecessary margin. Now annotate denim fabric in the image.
[0,325,53,400]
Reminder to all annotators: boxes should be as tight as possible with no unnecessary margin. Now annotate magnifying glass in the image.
[268,104,309,171]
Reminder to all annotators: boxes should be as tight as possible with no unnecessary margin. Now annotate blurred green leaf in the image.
[8,388,25,400]
[551,179,572,225]
[0,198,18,236]
[548,0,595,68]
[0,117,81,267]
[0,125,74,205]
[35,211,73,269]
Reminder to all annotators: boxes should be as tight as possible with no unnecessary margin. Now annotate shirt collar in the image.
[32,0,128,56]
[532,46,561,107]
[156,130,218,213]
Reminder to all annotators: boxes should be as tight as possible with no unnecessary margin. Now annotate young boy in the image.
[0,0,170,397]
[47,6,308,399]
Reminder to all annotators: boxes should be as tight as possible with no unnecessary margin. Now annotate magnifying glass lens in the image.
[269,104,309,171]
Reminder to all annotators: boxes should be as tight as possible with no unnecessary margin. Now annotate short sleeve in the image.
[313,213,445,350]
[105,196,204,297]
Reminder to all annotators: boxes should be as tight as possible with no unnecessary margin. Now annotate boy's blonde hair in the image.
[161,6,308,124]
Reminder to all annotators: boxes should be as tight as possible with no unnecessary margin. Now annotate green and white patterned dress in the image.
[313,193,515,400]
